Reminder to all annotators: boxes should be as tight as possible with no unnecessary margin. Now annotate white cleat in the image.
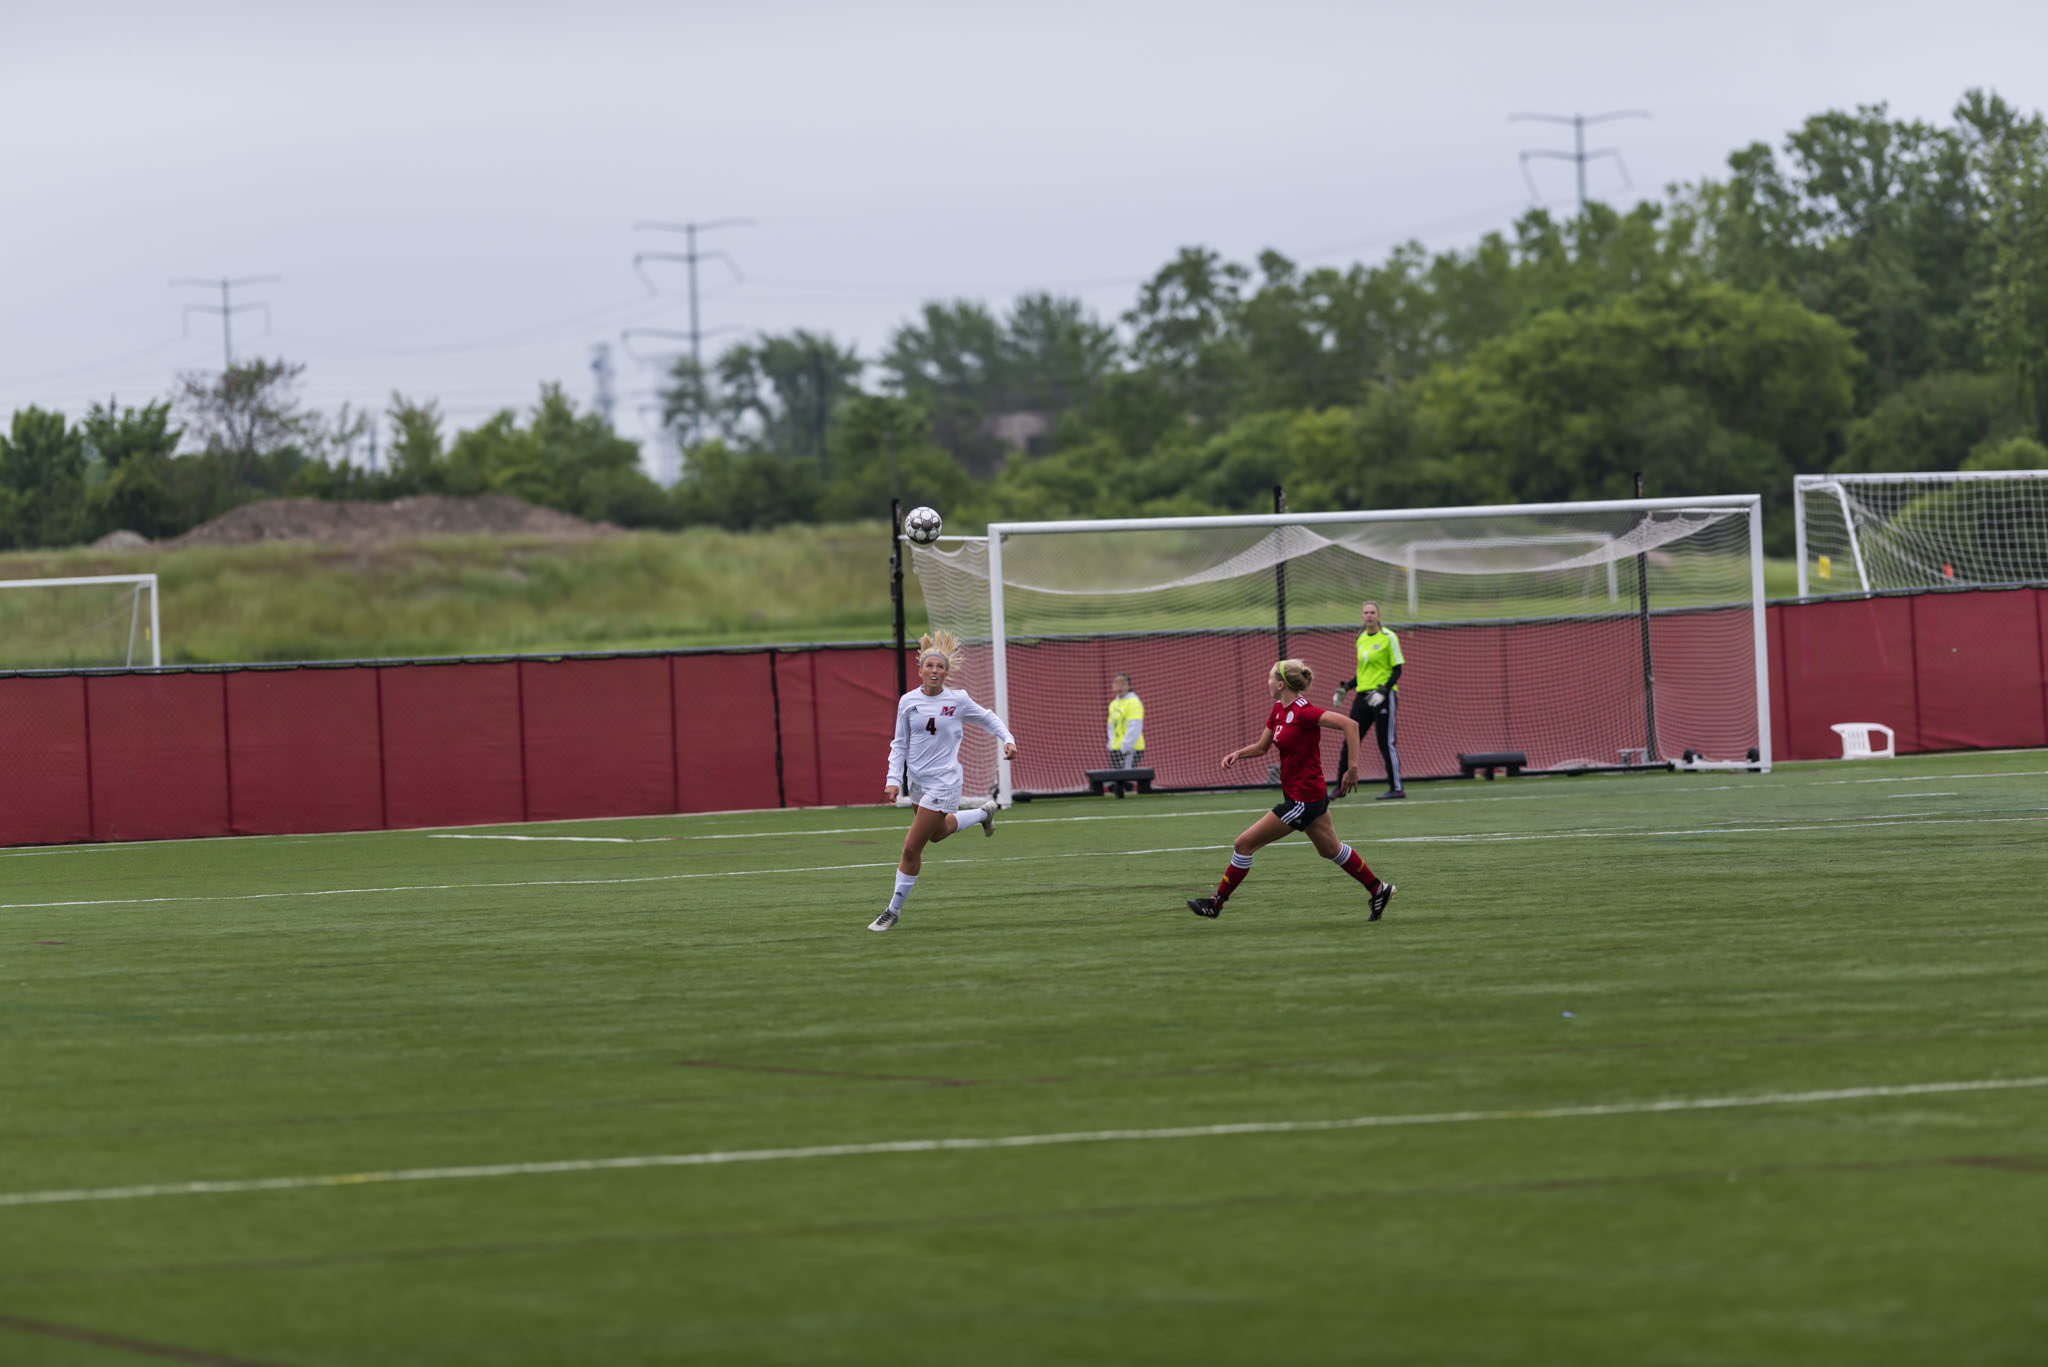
[868,909,900,933]
[979,797,998,836]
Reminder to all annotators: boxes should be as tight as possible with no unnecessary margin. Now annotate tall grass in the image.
[0,524,1804,667]
[0,523,918,664]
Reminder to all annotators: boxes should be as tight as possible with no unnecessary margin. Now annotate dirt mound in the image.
[163,495,621,548]
[90,530,153,551]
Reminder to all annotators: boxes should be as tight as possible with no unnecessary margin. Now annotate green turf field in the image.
[4,751,2045,1365]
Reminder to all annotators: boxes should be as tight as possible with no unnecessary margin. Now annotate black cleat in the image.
[1375,788,1407,801]
[1368,881,1396,920]
[1186,897,1220,919]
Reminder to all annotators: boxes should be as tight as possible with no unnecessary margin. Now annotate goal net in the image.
[908,498,1768,801]
[1794,470,2048,596]
[0,574,161,671]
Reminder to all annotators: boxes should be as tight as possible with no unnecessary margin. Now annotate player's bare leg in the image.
[1189,812,1290,917]
[1306,812,1394,918]
[873,806,955,932]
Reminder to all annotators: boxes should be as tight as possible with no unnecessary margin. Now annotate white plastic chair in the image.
[1830,722,1896,760]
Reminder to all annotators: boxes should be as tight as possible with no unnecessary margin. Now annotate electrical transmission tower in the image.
[589,342,616,425]
[1510,110,1650,213]
[171,275,280,369]
[627,219,751,443]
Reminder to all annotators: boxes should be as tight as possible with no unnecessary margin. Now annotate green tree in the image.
[1962,433,2048,471]
[678,331,863,472]
[1972,100,2048,439]
[1124,246,1250,425]
[1415,281,1860,546]
[814,395,974,524]
[1838,371,2021,473]
[441,386,667,525]
[176,359,314,501]
[1001,293,1118,413]
[0,407,89,549]
[385,394,448,494]
[883,295,1117,473]
[672,439,819,530]
[81,400,184,540]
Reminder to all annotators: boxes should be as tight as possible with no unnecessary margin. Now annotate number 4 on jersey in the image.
[925,716,937,734]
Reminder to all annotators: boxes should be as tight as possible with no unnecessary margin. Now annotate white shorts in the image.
[911,779,963,814]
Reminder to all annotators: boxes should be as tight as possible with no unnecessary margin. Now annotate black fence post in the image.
[1633,471,1659,763]
[1273,484,1289,662]
[890,497,907,701]
[768,651,788,808]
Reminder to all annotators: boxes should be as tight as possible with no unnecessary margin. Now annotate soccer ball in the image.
[903,506,944,545]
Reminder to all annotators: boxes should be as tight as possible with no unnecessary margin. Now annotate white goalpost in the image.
[1794,470,2048,597]
[908,496,1769,802]
[0,574,162,670]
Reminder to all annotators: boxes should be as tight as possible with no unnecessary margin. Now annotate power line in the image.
[170,275,280,369]
[1509,110,1651,214]
[0,338,188,391]
[313,294,667,361]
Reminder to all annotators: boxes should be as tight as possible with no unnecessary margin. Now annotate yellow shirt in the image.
[1108,692,1145,752]
[1355,629,1403,692]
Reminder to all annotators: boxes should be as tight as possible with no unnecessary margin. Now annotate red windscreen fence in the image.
[1,588,2043,847]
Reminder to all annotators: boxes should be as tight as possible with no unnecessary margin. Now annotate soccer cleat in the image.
[1375,788,1407,801]
[867,909,900,933]
[979,796,998,836]
[1368,881,1396,921]
[1186,897,1220,919]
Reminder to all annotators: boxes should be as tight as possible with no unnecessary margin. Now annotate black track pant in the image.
[1338,692,1402,791]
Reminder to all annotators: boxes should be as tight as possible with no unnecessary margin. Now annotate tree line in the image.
[6,90,2047,554]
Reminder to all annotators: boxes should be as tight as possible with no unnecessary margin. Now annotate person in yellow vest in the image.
[1107,672,1146,776]
[1333,600,1405,799]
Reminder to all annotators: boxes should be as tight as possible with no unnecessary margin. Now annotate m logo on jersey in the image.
[941,705,956,716]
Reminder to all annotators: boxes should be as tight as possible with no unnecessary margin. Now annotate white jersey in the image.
[885,686,1015,792]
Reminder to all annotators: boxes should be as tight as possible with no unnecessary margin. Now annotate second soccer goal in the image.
[908,497,1769,800]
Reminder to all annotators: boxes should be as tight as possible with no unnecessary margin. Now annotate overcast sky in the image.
[4,0,2045,477]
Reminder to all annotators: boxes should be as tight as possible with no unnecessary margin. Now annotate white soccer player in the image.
[873,629,1019,933]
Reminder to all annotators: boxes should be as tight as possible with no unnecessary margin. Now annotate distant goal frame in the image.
[0,573,162,670]
[1793,469,2048,598]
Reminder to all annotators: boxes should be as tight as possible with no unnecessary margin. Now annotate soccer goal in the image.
[1794,470,2048,597]
[908,497,1769,801]
[0,574,161,670]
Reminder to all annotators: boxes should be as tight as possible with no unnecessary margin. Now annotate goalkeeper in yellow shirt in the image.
[1333,600,1405,800]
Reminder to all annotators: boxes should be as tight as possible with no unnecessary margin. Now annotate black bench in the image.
[1085,766,1155,797]
[1458,750,1528,780]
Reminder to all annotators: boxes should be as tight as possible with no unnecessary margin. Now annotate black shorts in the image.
[1271,796,1330,831]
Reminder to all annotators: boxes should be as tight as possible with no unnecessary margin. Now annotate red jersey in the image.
[1266,698,1328,802]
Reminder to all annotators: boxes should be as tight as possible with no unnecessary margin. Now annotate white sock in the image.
[954,807,988,831]
[1329,842,1353,865]
[886,871,918,914]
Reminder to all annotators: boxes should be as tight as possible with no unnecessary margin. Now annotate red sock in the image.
[1333,843,1379,891]
[1216,853,1252,904]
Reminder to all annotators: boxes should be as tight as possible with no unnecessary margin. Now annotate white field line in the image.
[6,769,2045,859]
[428,834,673,844]
[1812,769,2048,785]
[1885,792,1957,798]
[6,812,2046,913]
[1383,813,2048,845]
[3,1075,2042,1210]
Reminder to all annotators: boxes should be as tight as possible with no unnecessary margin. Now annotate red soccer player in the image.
[1186,658,1396,921]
